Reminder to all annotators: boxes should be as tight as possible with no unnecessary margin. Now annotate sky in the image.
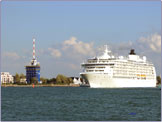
[1,1,161,78]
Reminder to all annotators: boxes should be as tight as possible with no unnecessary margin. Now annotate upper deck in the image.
[81,45,152,66]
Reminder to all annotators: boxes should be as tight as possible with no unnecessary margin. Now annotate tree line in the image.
[14,73,73,85]
[42,74,73,85]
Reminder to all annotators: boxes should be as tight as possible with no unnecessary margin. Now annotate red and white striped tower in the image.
[33,38,36,59]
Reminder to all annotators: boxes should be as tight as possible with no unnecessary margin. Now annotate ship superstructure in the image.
[80,45,156,88]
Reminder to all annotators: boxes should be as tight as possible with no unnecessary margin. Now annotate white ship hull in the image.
[81,73,156,88]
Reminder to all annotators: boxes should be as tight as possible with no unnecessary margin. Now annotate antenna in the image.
[33,38,36,59]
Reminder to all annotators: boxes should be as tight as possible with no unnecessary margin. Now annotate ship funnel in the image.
[129,49,136,55]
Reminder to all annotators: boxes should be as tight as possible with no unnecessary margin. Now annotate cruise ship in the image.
[80,45,156,88]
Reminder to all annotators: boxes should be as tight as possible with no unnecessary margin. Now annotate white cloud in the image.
[68,63,79,70]
[48,48,62,58]
[63,36,95,56]
[3,52,20,60]
[64,37,77,46]
[138,33,161,53]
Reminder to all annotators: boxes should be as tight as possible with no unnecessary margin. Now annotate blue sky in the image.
[1,1,161,78]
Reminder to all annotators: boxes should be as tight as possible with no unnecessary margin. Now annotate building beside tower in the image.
[1,72,14,84]
[25,38,40,84]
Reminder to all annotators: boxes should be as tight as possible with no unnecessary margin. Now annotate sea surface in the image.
[1,87,161,121]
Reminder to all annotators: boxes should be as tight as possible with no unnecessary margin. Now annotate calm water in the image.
[1,87,161,121]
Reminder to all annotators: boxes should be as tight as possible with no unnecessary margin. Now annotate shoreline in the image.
[1,84,80,87]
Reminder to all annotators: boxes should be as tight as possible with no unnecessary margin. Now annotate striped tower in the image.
[25,38,41,84]
[33,38,36,59]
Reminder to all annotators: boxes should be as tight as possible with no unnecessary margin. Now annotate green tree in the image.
[20,73,26,79]
[50,78,56,84]
[40,77,48,84]
[56,74,63,84]
[67,77,73,85]
[30,77,38,84]
[14,73,20,84]
[157,76,161,85]
[56,74,73,84]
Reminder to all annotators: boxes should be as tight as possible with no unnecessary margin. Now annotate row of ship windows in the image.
[85,69,153,73]
[114,70,154,73]
[85,70,154,74]
[115,72,154,75]
[114,64,153,67]
[89,75,154,80]
[86,64,153,68]
[113,76,154,80]
[86,70,104,72]
[85,71,154,78]
[85,69,154,74]
[86,66,153,69]
[87,62,151,65]
[113,74,154,77]
[114,71,154,75]
[85,68,154,73]
[85,71,154,79]
[113,73,154,77]
[115,66,153,69]
[116,63,152,67]
[116,62,152,65]
[114,74,154,76]
[114,65,153,68]
[86,67,105,69]
[113,67,153,71]
[114,67,153,70]
[113,72,154,75]
[84,65,153,70]
[87,60,153,65]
